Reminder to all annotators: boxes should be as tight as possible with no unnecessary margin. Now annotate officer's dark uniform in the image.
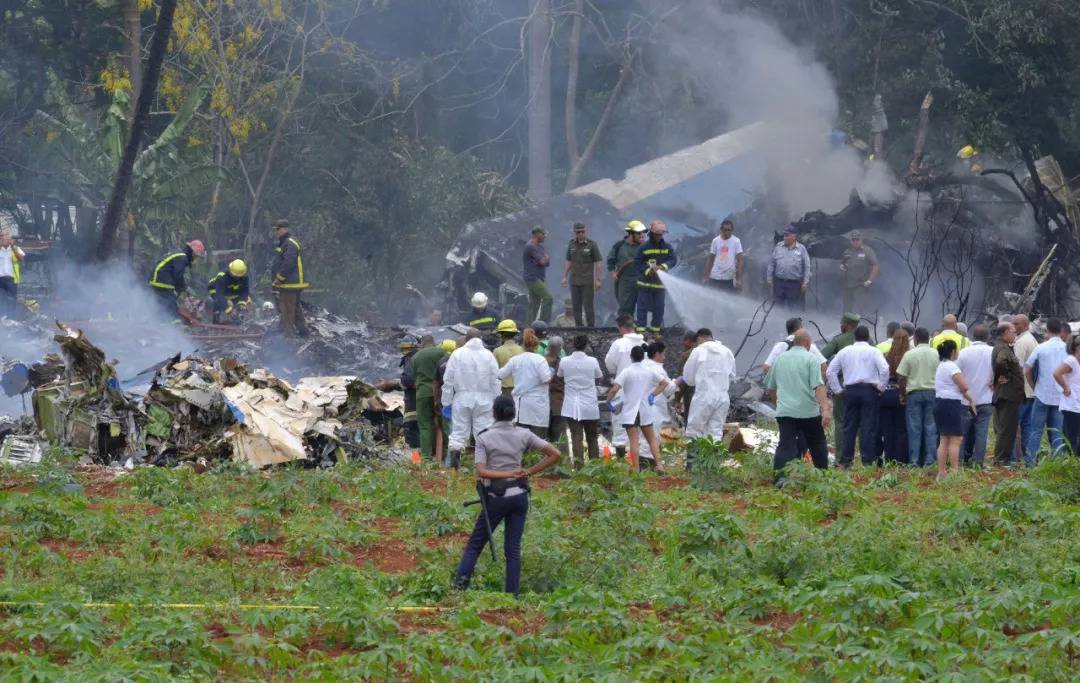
[208,271,251,322]
[634,234,677,333]
[400,353,420,448]
[148,246,194,314]
[453,421,551,595]
[464,305,501,331]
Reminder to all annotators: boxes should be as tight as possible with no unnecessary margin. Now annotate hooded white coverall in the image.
[683,339,737,440]
[441,337,501,450]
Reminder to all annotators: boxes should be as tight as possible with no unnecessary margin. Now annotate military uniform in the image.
[840,244,878,315]
[412,345,448,460]
[606,239,640,317]
[821,316,859,450]
[565,238,602,325]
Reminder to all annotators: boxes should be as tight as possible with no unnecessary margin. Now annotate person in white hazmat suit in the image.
[497,328,552,438]
[680,328,737,441]
[441,328,502,469]
[604,314,648,459]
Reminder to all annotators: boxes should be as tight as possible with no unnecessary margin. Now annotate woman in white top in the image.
[607,344,669,472]
[933,339,976,479]
[558,334,603,467]
[1052,338,1080,456]
[497,329,552,437]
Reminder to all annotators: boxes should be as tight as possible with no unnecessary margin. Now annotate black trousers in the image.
[876,403,908,464]
[1062,410,1080,457]
[993,399,1021,466]
[454,492,529,595]
[0,276,16,318]
[774,416,829,471]
[706,279,736,291]
[567,418,599,467]
[570,283,595,326]
[841,384,879,467]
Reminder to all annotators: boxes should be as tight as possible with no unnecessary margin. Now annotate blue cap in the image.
[783,224,797,235]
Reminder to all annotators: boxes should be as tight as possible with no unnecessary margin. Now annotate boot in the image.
[444,450,461,470]
[615,446,626,462]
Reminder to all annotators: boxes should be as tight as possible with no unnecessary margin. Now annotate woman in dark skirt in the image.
[934,340,976,480]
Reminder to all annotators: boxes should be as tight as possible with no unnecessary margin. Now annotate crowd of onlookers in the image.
[766,311,1079,479]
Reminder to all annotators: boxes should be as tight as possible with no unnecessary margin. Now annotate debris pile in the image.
[25,324,406,468]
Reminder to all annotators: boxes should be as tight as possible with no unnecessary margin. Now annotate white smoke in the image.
[660,9,900,218]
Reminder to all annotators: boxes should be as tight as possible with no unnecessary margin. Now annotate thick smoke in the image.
[660,9,898,218]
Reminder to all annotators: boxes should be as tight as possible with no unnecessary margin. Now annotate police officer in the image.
[207,259,252,323]
[453,394,560,596]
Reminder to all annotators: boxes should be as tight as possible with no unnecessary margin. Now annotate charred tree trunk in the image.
[526,0,552,201]
[906,92,933,184]
[96,0,178,262]
[124,0,142,117]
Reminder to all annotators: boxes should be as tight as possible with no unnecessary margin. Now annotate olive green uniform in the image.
[606,239,640,317]
[840,245,878,315]
[821,329,856,449]
[412,345,447,460]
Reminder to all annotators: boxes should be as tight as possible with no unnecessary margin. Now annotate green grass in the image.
[1,447,1080,680]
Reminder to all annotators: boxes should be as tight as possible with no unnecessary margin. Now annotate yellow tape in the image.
[0,601,445,613]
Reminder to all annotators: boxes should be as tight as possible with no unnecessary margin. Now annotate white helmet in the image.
[471,292,488,308]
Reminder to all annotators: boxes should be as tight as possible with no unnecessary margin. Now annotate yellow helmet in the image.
[626,220,647,233]
[957,145,978,160]
[228,259,248,277]
[440,339,458,353]
[497,319,519,334]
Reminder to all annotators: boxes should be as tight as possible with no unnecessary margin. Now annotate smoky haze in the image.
[660,8,899,218]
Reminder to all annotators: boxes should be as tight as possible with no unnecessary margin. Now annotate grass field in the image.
[2,445,1080,680]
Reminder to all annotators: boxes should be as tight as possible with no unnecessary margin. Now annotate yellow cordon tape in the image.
[0,601,445,613]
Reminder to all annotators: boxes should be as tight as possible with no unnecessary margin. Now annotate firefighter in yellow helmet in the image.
[208,259,253,324]
[606,220,647,317]
[271,219,310,337]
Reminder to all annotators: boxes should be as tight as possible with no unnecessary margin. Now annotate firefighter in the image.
[635,221,677,334]
[208,259,252,324]
[378,335,425,449]
[270,219,310,338]
[148,240,205,316]
[464,292,500,331]
[607,220,646,317]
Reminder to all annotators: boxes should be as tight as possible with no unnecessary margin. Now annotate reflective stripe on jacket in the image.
[148,250,192,291]
[635,237,677,289]
[272,235,309,289]
[208,271,251,307]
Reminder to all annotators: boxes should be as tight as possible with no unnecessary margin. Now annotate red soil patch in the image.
[1002,622,1052,637]
[372,517,402,535]
[299,631,355,657]
[424,532,470,550]
[646,476,689,491]
[350,540,418,574]
[80,474,127,498]
[752,611,802,632]
[418,478,448,494]
[244,541,317,571]
[872,491,911,505]
[205,621,231,640]
[395,610,447,634]
[529,476,563,491]
[479,609,545,635]
[330,500,362,518]
[39,538,95,562]
[0,481,35,494]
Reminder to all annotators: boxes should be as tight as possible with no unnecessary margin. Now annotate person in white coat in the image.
[604,314,646,459]
[498,329,552,438]
[680,329,737,441]
[559,334,603,467]
[607,344,669,472]
[441,328,501,469]
[643,341,678,434]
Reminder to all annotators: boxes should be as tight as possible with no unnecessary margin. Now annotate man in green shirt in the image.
[493,319,523,397]
[412,340,450,460]
[765,329,833,476]
[821,312,860,448]
[840,231,879,315]
[897,327,940,466]
[606,220,646,317]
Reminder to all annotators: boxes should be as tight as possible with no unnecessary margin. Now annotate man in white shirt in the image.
[763,317,826,377]
[956,324,995,466]
[826,325,889,467]
[604,314,646,460]
[441,328,502,469]
[701,219,744,291]
[1023,317,1069,461]
[0,230,25,319]
[1012,314,1039,462]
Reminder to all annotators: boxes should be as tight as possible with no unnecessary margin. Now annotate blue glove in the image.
[647,394,657,406]
[441,406,452,420]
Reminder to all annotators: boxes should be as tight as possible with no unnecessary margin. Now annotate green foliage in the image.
[1033,455,1080,503]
